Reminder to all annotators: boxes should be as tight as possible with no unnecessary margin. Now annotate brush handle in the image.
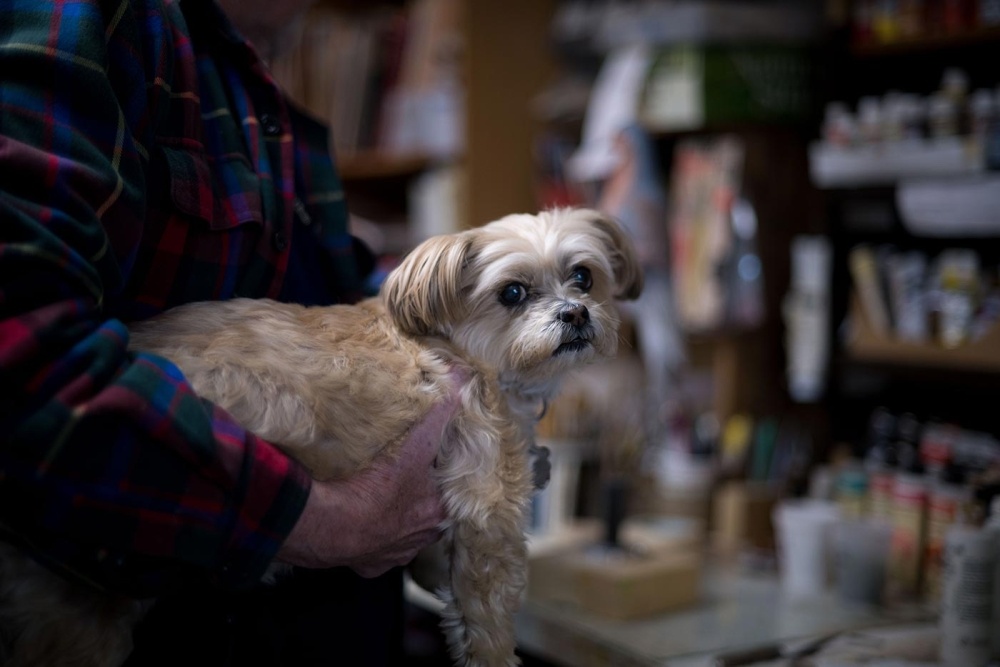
[603,478,627,548]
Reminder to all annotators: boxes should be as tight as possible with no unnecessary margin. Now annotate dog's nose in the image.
[558,304,590,327]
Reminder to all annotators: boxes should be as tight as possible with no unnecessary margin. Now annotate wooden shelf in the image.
[643,120,812,139]
[844,297,1000,373]
[336,151,437,181]
[851,26,1000,57]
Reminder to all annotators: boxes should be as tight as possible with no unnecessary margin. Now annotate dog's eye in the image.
[570,266,592,292]
[499,282,528,306]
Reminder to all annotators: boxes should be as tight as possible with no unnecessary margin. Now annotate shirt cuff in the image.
[213,431,312,589]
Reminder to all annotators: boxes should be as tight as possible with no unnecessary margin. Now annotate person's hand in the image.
[276,375,464,578]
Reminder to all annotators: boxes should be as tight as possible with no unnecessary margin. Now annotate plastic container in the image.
[832,518,893,605]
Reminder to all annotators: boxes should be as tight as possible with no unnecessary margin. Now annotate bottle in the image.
[928,92,959,139]
[919,419,957,479]
[983,496,1000,661]
[941,68,971,135]
[872,0,902,43]
[864,408,898,520]
[982,0,1000,26]
[785,236,831,403]
[985,87,1000,170]
[939,518,996,667]
[935,249,979,349]
[857,96,884,145]
[822,102,857,147]
[969,89,996,144]
[886,415,928,601]
[835,459,869,519]
[941,68,969,109]
[923,463,970,605]
[897,0,925,38]
[942,0,972,34]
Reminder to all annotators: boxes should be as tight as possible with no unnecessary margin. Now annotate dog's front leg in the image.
[440,508,527,667]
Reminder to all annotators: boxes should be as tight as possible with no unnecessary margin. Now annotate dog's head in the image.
[381,208,642,386]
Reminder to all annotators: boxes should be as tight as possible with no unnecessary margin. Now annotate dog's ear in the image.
[582,210,644,301]
[381,233,472,336]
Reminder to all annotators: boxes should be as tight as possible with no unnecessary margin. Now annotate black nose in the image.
[558,304,590,327]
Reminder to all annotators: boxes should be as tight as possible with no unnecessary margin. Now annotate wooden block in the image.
[572,549,702,620]
[527,519,703,619]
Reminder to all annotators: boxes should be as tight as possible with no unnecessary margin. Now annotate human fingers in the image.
[352,527,444,579]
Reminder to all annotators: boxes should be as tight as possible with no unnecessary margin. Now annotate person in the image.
[0,0,461,664]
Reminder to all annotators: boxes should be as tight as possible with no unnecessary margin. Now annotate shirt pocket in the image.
[159,145,263,231]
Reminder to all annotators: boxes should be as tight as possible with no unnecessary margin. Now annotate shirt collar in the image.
[182,0,270,71]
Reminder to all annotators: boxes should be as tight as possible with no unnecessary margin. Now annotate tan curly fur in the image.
[0,208,642,667]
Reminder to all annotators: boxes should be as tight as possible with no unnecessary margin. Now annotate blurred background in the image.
[271,1,1000,665]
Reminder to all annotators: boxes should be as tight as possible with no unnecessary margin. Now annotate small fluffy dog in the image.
[0,208,641,667]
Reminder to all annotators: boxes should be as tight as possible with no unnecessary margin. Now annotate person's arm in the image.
[0,0,310,596]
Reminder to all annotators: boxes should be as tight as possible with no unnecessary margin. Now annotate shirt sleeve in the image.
[0,0,311,596]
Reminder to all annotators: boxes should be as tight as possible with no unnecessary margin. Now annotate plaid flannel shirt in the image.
[0,0,364,595]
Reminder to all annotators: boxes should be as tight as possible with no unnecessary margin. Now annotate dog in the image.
[0,208,642,667]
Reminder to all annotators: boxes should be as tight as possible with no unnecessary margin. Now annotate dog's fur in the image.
[0,208,641,667]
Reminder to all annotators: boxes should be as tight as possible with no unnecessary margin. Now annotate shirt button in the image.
[293,198,312,226]
[260,113,282,137]
[272,230,288,252]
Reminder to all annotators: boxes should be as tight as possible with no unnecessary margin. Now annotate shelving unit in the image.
[844,297,1000,374]
[851,25,1000,56]
[273,0,558,247]
[808,137,986,188]
[816,7,1000,446]
[336,151,435,181]
[464,0,557,226]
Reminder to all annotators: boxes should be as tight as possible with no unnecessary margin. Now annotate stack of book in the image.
[271,0,463,160]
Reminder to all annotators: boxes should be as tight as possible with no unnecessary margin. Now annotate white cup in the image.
[773,499,841,599]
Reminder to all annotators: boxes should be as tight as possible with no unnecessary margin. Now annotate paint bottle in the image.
[835,461,869,520]
[939,519,996,667]
[886,417,928,602]
[923,464,970,605]
[864,407,898,521]
[982,496,1000,661]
